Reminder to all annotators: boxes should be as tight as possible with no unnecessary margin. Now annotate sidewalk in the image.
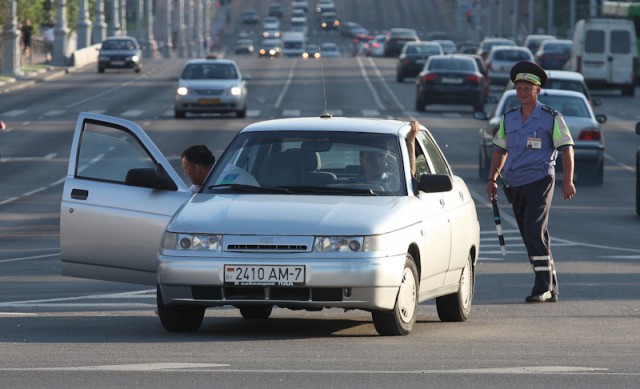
[0,46,69,94]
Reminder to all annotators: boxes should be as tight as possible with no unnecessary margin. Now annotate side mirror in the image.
[473,111,488,120]
[591,97,602,107]
[595,113,607,124]
[417,174,453,194]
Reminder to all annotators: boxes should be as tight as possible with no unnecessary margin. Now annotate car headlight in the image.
[162,232,223,252]
[176,86,189,96]
[313,236,387,253]
[131,55,139,62]
[229,86,242,96]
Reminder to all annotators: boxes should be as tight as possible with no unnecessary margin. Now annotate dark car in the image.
[415,54,487,112]
[258,38,282,57]
[320,12,340,30]
[396,42,443,82]
[384,28,419,57]
[535,39,572,70]
[636,122,640,215]
[234,38,254,55]
[97,36,142,73]
[268,3,283,18]
[242,9,259,24]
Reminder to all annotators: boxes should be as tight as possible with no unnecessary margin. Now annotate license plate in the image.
[198,98,220,105]
[111,61,125,66]
[224,265,306,286]
[441,77,463,84]
[416,59,426,64]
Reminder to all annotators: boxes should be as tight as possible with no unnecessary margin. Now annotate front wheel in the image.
[371,254,418,336]
[157,285,205,332]
[436,254,474,322]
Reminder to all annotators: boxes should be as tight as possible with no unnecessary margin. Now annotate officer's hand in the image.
[563,180,576,200]
[486,180,498,201]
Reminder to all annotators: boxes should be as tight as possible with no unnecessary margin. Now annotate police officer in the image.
[486,61,576,303]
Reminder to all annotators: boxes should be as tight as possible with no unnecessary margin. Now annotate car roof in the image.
[501,88,589,100]
[240,117,408,135]
[185,58,237,65]
[545,70,585,81]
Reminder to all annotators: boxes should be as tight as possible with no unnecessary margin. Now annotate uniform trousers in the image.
[510,175,558,296]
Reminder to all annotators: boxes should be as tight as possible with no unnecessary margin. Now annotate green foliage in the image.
[0,0,96,33]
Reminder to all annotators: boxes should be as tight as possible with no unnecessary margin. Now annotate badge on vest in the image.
[527,137,542,149]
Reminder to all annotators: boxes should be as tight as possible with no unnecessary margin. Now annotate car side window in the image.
[413,136,431,178]
[76,122,156,183]
[418,131,451,176]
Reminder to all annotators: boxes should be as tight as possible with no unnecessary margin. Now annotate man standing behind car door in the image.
[485,61,576,304]
[181,145,215,193]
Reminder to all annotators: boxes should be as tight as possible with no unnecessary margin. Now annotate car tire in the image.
[236,106,247,118]
[174,109,185,119]
[577,158,604,186]
[636,149,640,216]
[98,66,105,73]
[415,91,426,112]
[156,285,205,332]
[134,65,142,73]
[239,305,273,319]
[622,84,635,97]
[478,148,490,179]
[396,72,404,83]
[371,254,418,336]
[436,253,474,322]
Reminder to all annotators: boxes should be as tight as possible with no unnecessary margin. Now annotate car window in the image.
[494,50,531,61]
[182,63,237,80]
[429,58,474,71]
[585,30,605,53]
[417,131,450,176]
[538,95,589,118]
[546,80,587,96]
[76,121,156,183]
[611,30,631,54]
[206,131,407,196]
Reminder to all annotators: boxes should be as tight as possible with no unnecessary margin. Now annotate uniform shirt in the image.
[492,101,574,187]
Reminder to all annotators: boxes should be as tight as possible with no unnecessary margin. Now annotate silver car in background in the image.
[60,114,480,336]
[477,89,606,185]
[173,59,248,118]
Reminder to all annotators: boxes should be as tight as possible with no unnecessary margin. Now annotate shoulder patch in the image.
[541,105,559,116]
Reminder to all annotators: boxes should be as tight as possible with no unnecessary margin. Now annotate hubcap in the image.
[397,267,417,323]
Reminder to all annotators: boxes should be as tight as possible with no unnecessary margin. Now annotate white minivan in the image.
[567,18,637,96]
[282,31,306,57]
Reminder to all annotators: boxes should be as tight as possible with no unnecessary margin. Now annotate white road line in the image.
[604,153,635,172]
[1,109,28,117]
[274,59,298,108]
[365,56,405,111]
[0,363,230,371]
[355,55,384,110]
[121,109,144,117]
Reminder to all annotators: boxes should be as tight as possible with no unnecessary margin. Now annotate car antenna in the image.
[320,58,332,118]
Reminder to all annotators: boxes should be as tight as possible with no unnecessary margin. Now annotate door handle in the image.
[71,188,89,200]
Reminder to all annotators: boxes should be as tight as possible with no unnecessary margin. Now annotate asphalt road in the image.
[1,1,639,388]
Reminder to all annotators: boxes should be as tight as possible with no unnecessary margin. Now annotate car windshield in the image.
[181,63,238,80]
[102,40,135,50]
[204,130,407,196]
[494,50,531,61]
[502,95,590,118]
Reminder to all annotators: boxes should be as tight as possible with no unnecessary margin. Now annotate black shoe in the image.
[550,294,558,302]
[525,291,553,303]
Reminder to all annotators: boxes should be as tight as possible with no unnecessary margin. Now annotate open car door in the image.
[60,112,191,285]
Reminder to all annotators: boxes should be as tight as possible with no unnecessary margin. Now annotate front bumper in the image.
[174,95,246,113]
[157,252,406,311]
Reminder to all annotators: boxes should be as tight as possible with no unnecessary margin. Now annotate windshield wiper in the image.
[283,186,378,196]
[207,183,291,194]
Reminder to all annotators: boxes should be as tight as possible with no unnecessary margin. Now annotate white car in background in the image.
[369,34,387,57]
[486,45,535,85]
[60,114,480,336]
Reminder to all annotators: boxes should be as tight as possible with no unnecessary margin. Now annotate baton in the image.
[491,198,507,256]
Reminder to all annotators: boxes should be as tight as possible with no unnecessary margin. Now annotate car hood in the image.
[168,194,418,236]
[179,79,240,89]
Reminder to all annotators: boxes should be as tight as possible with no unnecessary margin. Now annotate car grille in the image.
[191,286,343,302]
[194,89,225,96]
[226,244,308,252]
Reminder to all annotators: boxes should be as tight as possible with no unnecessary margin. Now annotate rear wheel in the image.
[239,305,273,319]
[174,109,185,119]
[236,106,247,118]
[636,150,640,216]
[577,159,604,186]
[371,254,418,336]
[98,66,105,73]
[415,91,426,112]
[156,285,205,332]
[436,253,474,322]
[622,84,635,97]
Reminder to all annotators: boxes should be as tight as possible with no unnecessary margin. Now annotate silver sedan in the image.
[61,114,480,336]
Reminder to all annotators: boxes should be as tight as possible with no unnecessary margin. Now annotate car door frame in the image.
[60,112,191,285]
